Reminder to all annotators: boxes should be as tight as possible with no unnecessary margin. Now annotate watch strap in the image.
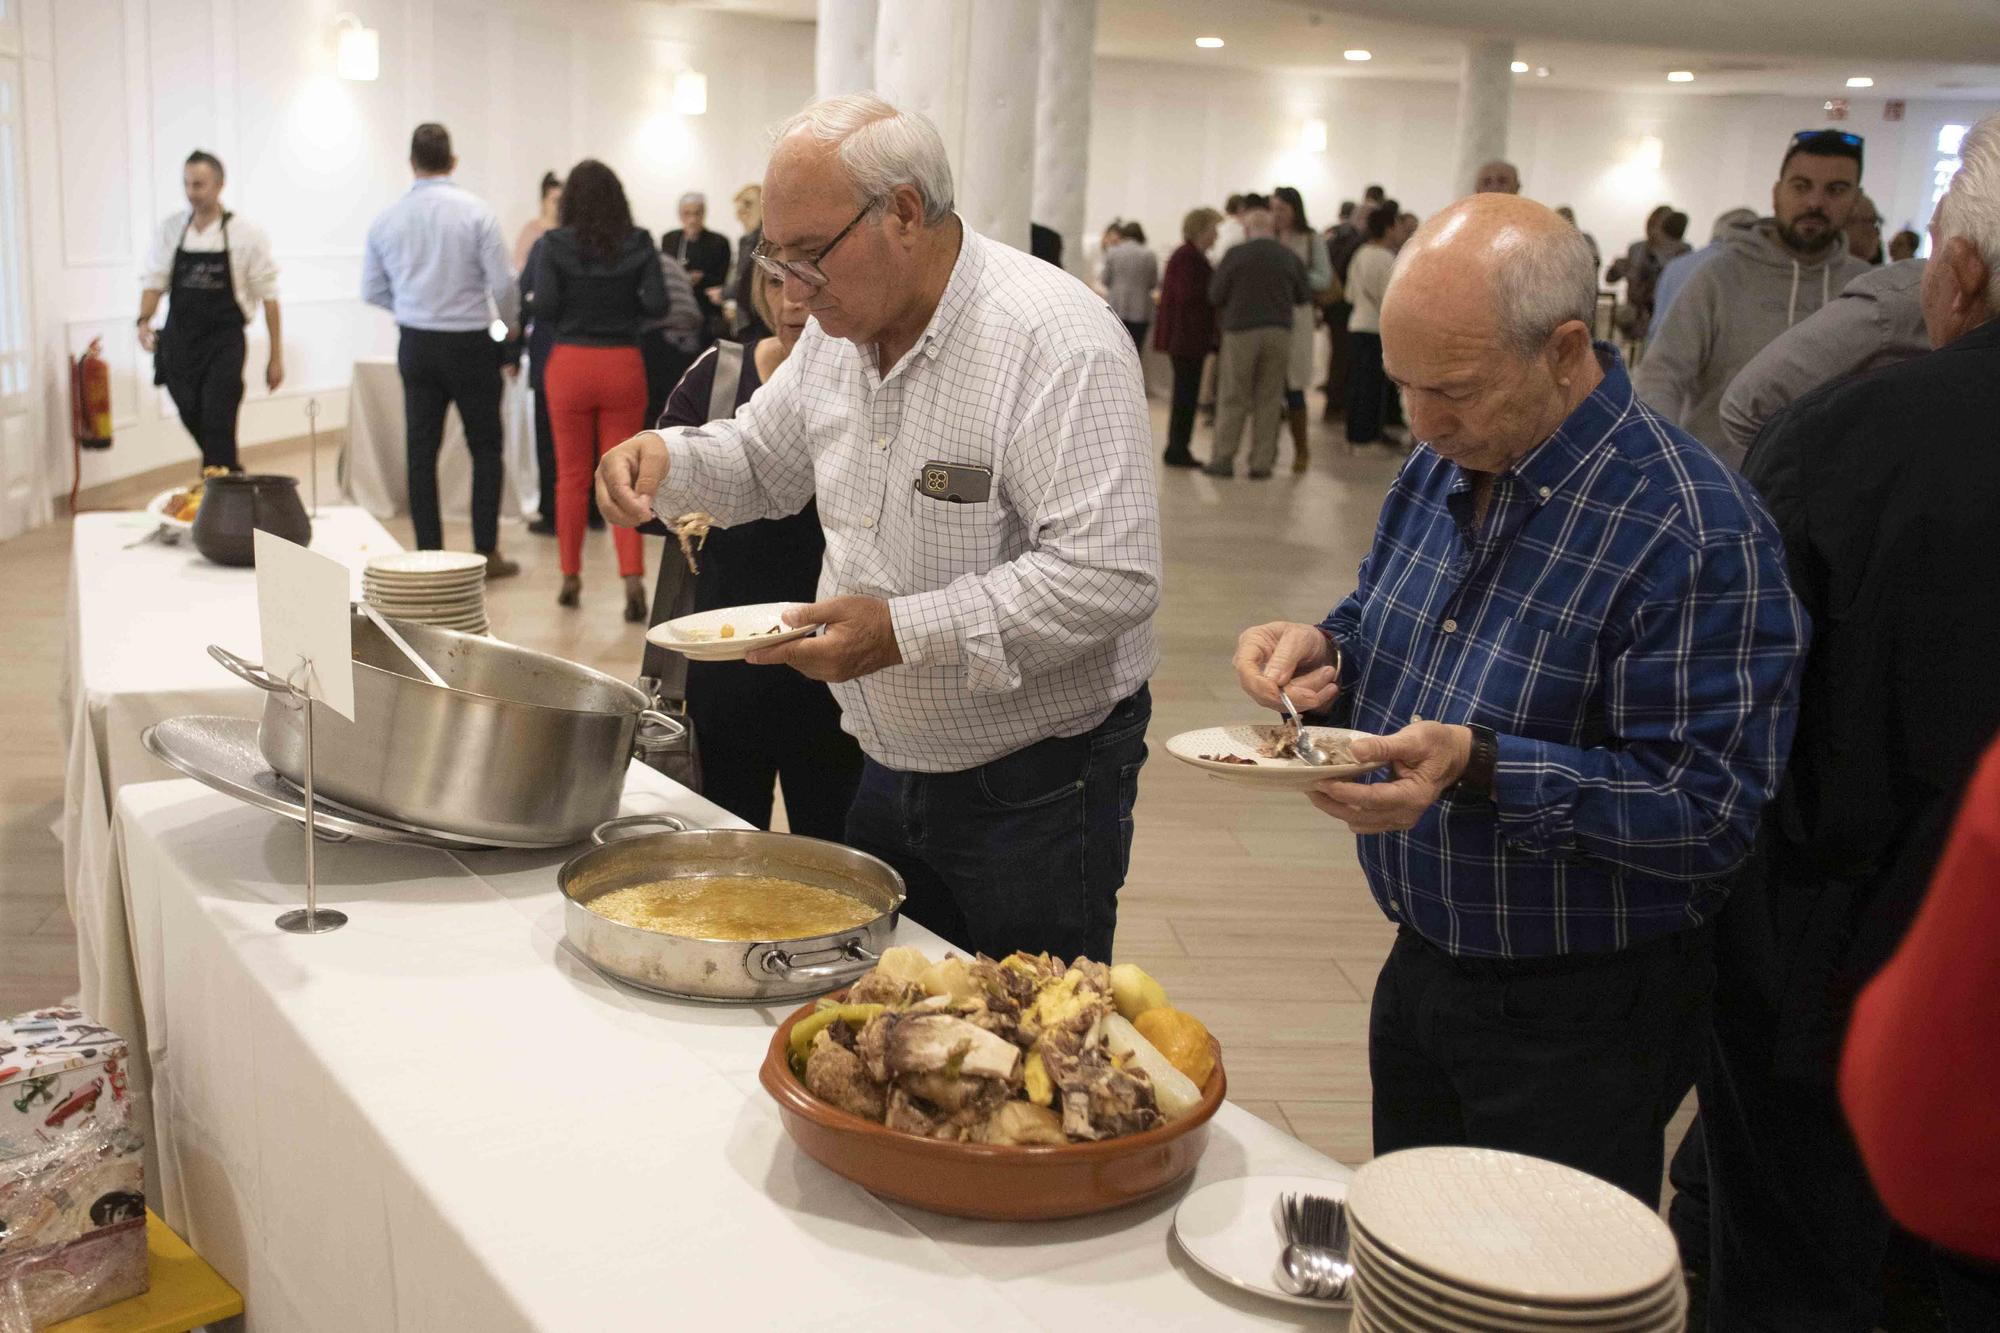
[1449,723,1499,801]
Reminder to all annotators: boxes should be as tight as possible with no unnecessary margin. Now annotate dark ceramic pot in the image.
[190,473,312,567]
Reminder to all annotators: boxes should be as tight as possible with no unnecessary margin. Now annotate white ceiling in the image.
[699,0,2000,101]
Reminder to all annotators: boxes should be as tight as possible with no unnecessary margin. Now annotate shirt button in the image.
[859,516,875,530]
[1441,618,1458,633]
[875,436,889,450]
[1537,485,1552,500]
[1389,899,1402,913]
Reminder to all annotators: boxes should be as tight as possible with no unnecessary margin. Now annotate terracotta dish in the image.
[759,991,1227,1220]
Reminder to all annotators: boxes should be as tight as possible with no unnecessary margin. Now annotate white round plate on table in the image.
[144,488,197,534]
[1171,1173,1352,1312]
[367,550,489,577]
[1166,725,1385,790]
[646,601,816,661]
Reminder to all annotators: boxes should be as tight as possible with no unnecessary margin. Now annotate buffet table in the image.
[116,768,1353,1330]
[341,358,535,523]
[60,506,400,1189]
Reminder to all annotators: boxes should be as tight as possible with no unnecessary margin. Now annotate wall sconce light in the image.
[673,71,708,116]
[334,14,380,82]
[1300,117,1328,154]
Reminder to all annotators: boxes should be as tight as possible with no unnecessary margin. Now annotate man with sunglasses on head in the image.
[1636,129,1871,471]
[596,94,1158,965]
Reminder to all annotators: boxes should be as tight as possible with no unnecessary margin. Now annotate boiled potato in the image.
[1109,962,1169,1020]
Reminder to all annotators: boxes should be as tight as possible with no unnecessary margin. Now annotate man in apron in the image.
[137,150,282,471]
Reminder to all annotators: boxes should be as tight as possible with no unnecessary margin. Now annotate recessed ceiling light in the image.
[1535,66,1551,78]
[1194,36,1224,49]
[1344,49,1371,62]
[1846,75,1874,88]
[1510,60,1529,74]
[1667,70,1695,83]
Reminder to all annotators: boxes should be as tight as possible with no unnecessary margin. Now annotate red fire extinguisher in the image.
[70,338,113,450]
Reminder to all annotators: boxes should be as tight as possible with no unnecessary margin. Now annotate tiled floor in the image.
[1,395,1693,1183]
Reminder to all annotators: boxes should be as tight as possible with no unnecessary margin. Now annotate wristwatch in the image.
[1448,723,1499,801]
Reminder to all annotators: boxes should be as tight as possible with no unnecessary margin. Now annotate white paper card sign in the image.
[254,529,356,721]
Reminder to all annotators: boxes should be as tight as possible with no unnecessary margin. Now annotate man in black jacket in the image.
[1685,112,2000,1332]
[663,192,732,346]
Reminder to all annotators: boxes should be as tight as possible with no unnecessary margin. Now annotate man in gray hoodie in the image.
[1636,130,1871,469]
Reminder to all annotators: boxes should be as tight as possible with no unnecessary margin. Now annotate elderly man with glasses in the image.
[597,94,1159,964]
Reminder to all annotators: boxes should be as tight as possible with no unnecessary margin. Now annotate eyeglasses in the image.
[753,197,881,289]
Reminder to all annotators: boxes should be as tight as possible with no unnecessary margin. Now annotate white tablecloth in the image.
[59,506,400,1194]
[340,358,536,523]
[115,767,1352,1331]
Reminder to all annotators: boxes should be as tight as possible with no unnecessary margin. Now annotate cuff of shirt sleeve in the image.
[1490,733,1577,854]
[889,581,1019,694]
[652,431,704,521]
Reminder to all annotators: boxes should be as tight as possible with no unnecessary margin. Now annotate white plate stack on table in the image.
[644,601,816,662]
[1346,1147,1688,1332]
[362,551,489,634]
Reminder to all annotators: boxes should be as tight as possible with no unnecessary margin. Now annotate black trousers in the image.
[397,327,504,552]
[1345,330,1387,443]
[684,658,862,841]
[1369,924,1712,1207]
[531,372,556,523]
[1321,300,1351,416]
[163,327,246,471]
[1122,319,1149,354]
[1165,354,1204,460]
[639,328,696,432]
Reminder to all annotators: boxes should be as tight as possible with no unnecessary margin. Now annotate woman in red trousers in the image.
[533,159,666,619]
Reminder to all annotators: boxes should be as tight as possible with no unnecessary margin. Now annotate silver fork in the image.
[1274,1190,1353,1300]
[1276,689,1330,766]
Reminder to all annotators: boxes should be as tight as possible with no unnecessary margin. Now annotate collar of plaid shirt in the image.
[1322,345,1808,959]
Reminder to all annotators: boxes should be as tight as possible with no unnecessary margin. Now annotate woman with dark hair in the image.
[1155,207,1221,467]
[1272,185,1333,472]
[533,158,666,619]
[1343,197,1401,446]
[637,265,862,838]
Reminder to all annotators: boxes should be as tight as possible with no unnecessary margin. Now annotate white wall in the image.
[1089,55,1984,267]
[17,0,814,502]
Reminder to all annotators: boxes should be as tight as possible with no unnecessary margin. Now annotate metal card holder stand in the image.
[304,397,321,517]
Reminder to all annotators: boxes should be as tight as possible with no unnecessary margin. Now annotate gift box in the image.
[0,1009,147,1329]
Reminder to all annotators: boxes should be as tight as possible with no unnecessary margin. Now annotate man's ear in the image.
[1943,235,1989,319]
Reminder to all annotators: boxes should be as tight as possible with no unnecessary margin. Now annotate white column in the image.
[1032,0,1095,276]
[872,0,966,157]
[1450,37,1515,200]
[814,0,876,100]
[957,0,1039,251]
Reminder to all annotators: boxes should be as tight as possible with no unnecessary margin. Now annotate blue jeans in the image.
[844,688,1150,962]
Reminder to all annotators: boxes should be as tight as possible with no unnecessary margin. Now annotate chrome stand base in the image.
[276,907,347,934]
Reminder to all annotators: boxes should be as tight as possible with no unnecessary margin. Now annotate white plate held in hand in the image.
[1166,724,1385,790]
[645,601,817,661]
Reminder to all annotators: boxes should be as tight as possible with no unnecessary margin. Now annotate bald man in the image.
[1474,159,1521,195]
[1231,195,1807,1205]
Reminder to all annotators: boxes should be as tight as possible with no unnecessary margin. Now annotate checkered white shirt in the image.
[650,223,1161,772]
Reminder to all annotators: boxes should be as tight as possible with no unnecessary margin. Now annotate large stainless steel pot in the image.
[557,814,906,1003]
[209,611,685,846]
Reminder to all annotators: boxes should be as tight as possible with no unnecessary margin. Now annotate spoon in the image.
[360,602,449,688]
[1276,689,1329,766]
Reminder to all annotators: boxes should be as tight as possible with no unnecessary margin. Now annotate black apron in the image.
[154,212,246,386]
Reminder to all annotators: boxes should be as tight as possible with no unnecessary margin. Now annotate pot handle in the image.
[207,644,292,694]
[590,812,694,844]
[758,937,880,984]
[632,708,689,753]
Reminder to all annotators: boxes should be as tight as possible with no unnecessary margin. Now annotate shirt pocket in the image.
[1464,614,1601,737]
[903,487,1002,589]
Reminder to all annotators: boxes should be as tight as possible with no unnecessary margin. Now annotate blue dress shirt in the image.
[1322,346,1809,959]
[362,178,517,331]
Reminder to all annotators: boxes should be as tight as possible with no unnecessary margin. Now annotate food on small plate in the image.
[788,947,1220,1145]
[584,874,876,941]
[675,620,786,643]
[1200,753,1258,765]
[1256,724,1354,766]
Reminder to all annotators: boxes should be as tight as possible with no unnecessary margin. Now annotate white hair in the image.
[1391,218,1599,358]
[774,94,955,226]
[1937,111,2000,310]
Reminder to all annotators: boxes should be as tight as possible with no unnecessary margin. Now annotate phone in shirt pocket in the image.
[914,461,993,504]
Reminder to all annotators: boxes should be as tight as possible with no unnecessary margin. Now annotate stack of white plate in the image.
[362,551,489,634]
[1347,1147,1686,1332]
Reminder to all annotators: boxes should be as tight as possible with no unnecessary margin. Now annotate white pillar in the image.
[1450,37,1515,200]
[957,0,1039,251]
[1032,0,1095,276]
[872,0,966,157]
[814,0,877,100]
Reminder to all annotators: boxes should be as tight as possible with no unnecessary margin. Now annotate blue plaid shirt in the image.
[1324,346,1808,958]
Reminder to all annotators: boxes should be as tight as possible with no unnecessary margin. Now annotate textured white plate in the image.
[1347,1148,1681,1308]
[144,488,198,532]
[1353,1225,1683,1330]
[646,601,815,661]
[1165,724,1385,790]
[1171,1173,1352,1312]
[367,551,488,576]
